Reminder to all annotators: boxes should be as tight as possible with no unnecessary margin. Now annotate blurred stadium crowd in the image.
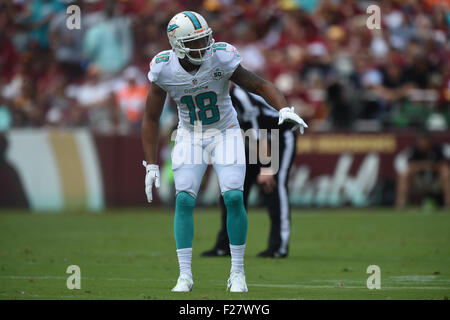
[0,0,449,134]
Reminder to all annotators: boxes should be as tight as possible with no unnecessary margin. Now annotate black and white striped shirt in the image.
[230,85,295,140]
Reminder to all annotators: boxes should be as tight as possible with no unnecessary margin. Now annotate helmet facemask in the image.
[177,31,215,65]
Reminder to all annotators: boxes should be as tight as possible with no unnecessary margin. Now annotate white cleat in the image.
[227,272,248,292]
[171,274,193,292]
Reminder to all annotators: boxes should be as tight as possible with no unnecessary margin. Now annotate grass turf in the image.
[0,208,449,300]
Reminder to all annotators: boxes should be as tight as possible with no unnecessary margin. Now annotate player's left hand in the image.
[142,160,160,203]
[278,106,308,134]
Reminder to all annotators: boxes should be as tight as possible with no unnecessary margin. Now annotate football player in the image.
[141,11,307,293]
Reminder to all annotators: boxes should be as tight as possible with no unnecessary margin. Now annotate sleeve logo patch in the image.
[211,67,225,80]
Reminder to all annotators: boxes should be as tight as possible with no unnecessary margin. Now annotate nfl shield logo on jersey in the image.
[192,79,198,85]
[211,67,224,80]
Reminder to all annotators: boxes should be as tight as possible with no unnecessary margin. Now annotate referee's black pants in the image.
[214,129,297,256]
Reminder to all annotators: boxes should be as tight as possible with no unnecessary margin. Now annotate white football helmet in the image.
[167,11,215,65]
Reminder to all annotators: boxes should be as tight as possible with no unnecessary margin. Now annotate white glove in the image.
[278,106,308,134]
[142,160,160,203]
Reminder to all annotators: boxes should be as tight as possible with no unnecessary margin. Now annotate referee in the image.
[202,85,298,258]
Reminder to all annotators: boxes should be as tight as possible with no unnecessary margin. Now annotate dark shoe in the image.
[201,247,230,257]
[273,251,288,259]
[257,249,288,258]
[257,249,274,258]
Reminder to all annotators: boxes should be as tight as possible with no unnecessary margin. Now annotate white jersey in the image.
[148,42,242,132]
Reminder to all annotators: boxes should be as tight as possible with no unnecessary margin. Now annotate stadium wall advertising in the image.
[1,129,104,212]
[1,129,449,211]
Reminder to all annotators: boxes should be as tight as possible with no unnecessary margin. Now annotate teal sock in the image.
[223,190,248,246]
[174,192,196,249]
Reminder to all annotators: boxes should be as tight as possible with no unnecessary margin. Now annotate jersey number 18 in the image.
[181,91,220,125]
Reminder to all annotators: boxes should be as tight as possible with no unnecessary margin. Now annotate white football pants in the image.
[171,127,246,198]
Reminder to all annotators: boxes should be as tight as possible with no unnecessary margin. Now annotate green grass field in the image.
[0,208,449,300]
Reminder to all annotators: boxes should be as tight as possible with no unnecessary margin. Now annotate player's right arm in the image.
[141,81,166,202]
[142,82,166,164]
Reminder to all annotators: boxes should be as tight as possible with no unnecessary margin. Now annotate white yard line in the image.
[0,275,172,282]
[0,293,85,299]
[311,278,450,284]
[1,275,450,291]
[249,283,450,290]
